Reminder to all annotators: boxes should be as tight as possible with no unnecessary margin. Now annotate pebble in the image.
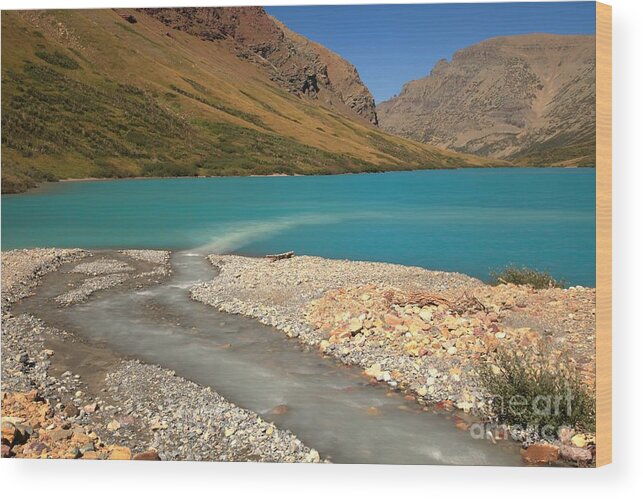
[105,360,319,462]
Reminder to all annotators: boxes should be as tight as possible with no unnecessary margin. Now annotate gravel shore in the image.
[71,258,134,276]
[190,254,480,340]
[192,253,596,463]
[55,274,130,306]
[2,248,595,464]
[119,249,170,266]
[106,360,318,462]
[2,249,320,462]
[1,248,87,309]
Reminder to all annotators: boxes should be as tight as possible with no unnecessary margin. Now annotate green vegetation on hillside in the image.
[1,9,497,193]
[510,137,596,168]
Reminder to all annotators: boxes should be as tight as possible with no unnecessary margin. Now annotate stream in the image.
[18,250,523,465]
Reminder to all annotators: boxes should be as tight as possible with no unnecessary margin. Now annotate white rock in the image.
[419,309,433,322]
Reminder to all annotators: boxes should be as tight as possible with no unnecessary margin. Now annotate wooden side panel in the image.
[595,1,612,468]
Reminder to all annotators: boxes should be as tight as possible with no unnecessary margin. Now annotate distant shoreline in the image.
[59,172,303,183]
[4,165,595,196]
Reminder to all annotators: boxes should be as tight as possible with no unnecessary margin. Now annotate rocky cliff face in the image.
[377,34,596,166]
[141,7,379,125]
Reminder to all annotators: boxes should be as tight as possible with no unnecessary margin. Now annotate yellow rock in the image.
[419,308,433,322]
[108,446,132,460]
[364,363,382,377]
[443,316,460,330]
[348,317,363,333]
[404,341,420,356]
[408,322,423,335]
[571,434,588,447]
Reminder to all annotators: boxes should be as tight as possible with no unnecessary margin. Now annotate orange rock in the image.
[454,419,470,431]
[108,446,132,460]
[521,443,560,465]
[482,334,499,352]
[270,404,289,415]
[384,314,403,326]
[63,448,82,459]
[24,389,40,402]
[133,449,161,461]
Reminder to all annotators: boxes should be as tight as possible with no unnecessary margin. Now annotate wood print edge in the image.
[595,0,612,468]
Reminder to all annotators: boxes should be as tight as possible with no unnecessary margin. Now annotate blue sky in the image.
[266,2,596,103]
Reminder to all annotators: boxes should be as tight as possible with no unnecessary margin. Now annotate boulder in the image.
[364,363,382,378]
[270,404,289,415]
[48,428,73,442]
[107,419,121,431]
[108,446,132,460]
[2,443,14,457]
[521,443,560,465]
[1,421,17,446]
[83,402,98,414]
[133,449,161,461]
[419,308,433,322]
[348,318,363,334]
[63,403,80,418]
[559,444,593,463]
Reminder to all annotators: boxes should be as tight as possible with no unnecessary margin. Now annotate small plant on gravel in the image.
[476,340,595,434]
[489,266,565,289]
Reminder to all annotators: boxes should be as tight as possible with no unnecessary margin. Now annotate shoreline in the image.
[3,165,596,196]
[1,248,596,465]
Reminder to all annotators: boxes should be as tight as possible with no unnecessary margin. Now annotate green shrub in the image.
[490,266,565,289]
[181,77,208,94]
[476,341,595,433]
[35,50,80,70]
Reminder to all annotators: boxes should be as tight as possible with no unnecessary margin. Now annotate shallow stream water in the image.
[20,250,523,465]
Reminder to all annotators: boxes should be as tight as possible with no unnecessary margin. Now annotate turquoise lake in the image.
[1,168,596,286]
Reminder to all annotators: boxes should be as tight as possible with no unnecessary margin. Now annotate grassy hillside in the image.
[1,9,501,193]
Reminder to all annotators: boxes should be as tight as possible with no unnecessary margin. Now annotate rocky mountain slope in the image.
[142,7,379,125]
[377,34,596,166]
[2,8,497,193]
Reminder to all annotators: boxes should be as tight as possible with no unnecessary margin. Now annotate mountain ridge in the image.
[377,33,596,166]
[140,7,379,126]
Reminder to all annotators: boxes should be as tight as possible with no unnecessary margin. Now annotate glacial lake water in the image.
[1,168,596,286]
